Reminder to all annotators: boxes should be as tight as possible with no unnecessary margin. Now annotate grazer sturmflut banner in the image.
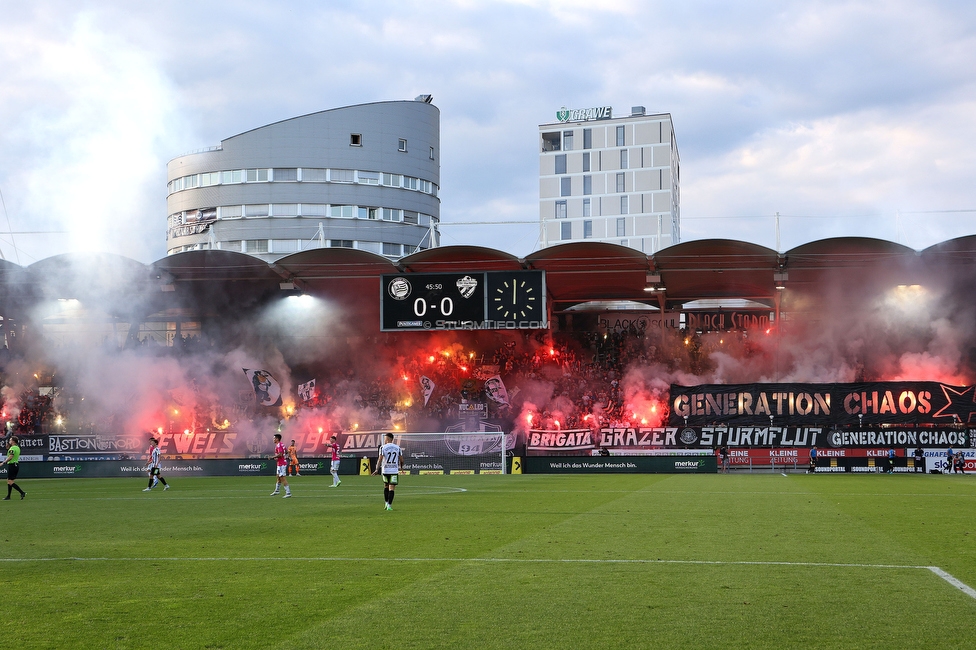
[525,426,970,453]
[669,382,976,427]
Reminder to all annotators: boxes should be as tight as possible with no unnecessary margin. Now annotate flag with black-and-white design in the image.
[420,375,435,406]
[243,368,283,407]
[484,375,510,406]
[298,378,316,403]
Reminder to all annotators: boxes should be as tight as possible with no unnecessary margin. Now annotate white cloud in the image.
[1,0,975,263]
[0,11,186,263]
[683,99,976,250]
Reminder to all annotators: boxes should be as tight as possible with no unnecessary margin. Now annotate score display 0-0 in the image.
[381,270,547,331]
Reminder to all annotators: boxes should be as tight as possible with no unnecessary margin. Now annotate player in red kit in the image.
[328,435,341,487]
[270,433,291,498]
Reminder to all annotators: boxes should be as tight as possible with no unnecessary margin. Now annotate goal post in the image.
[390,432,508,475]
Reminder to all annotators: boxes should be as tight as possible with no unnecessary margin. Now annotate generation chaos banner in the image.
[669,382,976,427]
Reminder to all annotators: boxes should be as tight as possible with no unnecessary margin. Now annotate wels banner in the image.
[670,382,976,427]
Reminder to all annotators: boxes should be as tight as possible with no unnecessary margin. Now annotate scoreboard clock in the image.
[486,270,544,321]
[381,270,547,331]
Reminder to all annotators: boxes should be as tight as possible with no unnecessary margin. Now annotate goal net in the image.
[390,432,508,475]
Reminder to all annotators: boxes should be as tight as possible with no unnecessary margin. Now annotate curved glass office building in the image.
[166,97,440,261]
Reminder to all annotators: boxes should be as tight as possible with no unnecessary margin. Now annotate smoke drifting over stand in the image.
[1,239,975,458]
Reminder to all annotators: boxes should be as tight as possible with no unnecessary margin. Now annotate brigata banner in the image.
[669,382,976,427]
[525,426,970,453]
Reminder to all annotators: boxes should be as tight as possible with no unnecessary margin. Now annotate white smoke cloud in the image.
[0,11,188,263]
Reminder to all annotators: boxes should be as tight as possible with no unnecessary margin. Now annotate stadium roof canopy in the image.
[0,236,971,320]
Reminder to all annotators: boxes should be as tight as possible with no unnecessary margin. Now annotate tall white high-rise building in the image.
[539,106,679,253]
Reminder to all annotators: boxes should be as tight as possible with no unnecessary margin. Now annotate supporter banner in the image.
[670,382,976,427]
[522,455,716,474]
[684,310,771,332]
[526,426,970,453]
[597,312,679,334]
[45,430,337,462]
[46,433,146,461]
[2,434,47,461]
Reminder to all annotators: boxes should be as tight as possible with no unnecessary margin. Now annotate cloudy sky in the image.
[1,0,974,264]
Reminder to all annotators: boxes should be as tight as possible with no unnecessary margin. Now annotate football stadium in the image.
[1,236,975,647]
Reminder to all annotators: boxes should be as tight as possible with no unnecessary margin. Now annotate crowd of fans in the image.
[290,326,730,432]
[2,321,765,436]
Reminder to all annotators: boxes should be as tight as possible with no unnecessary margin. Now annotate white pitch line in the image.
[927,566,976,599]
[1,555,974,599]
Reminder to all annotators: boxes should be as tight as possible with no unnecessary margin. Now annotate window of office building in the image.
[398,139,408,152]
[583,175,591,195]
[222,240,241,252]
[331,169,354,183]
[199,172,219,187]
[583,198,591,217]
[357,170,379,184]
[383,242,402,256]
[582,152,590,172]
[246,168,269,182]
[616,217,626,237]
[273,168,298,182]
[329,205,354,218]
[563,130,573,151]
[560,177,571,197]
[616,173,625,193]
[245,239,269,254]
[302,168,328,182]
[429,146,435,160]
[620,195,629,214]
[583,220,592,239]
[542,131,561,152]
[583,128,592,149]
[302,204,328,216]
[555,154,567,175]
[272,239,299,254]
[382,208,401,222]
[272,204,298,217]
[358,206,379,220]
[382,173,401,187]
[620,149,628,169]
[350,133,362,146]
[403,210,420,225]
[561,221,572,241]
[616,125,625,147]
[330,240,354,248]
[245,204,269,217]
[221,170,243,184]
[555,200,567,219]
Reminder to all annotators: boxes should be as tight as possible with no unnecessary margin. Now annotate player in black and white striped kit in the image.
[371,433,403,510]
[143,437,169,492]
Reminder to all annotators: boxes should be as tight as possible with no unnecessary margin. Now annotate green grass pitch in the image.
[1,472,975,648]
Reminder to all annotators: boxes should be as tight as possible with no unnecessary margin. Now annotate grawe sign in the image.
[556,106,613,122]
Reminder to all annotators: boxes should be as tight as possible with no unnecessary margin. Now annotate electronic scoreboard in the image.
[381,270,547,331]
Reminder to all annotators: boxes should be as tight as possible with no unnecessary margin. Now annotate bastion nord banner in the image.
[669,382,976,427]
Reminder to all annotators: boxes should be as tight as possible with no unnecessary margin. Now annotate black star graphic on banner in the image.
[931,384,976,423]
